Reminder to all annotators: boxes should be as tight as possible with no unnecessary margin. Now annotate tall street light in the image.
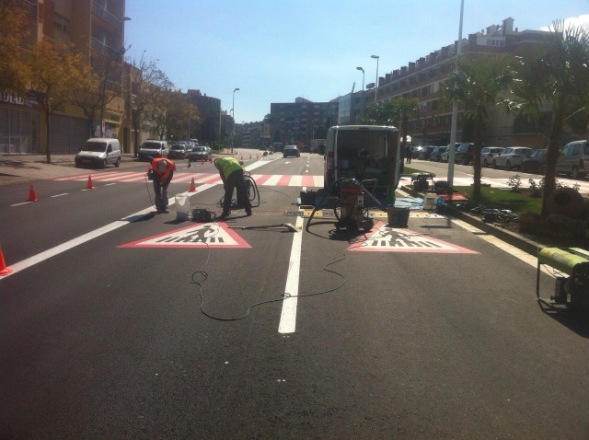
[371,55,379,103]
[356,66,365,91]
[447,0,464,189]
[231,88,239,153]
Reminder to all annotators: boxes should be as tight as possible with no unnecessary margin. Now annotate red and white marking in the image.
[118,222,251,249]
[349,221,478,254]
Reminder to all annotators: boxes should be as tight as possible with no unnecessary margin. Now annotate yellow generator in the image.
[537,247,589,314]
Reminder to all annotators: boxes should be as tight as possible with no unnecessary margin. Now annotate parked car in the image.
[492,146,532,170]
[521,148,547,174]
[283,145,300,158]
[555,140,589,179]
[188,145,212,162]
[138,140,169,161]
[168,143,188,159]
[480,146,504,167]
[440,142,474,164]
[455,142,475,164]
[429,145,447,162]
[418,146,436,160]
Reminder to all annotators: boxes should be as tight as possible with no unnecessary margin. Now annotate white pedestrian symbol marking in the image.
[118,223,251,249]
[349,222,478,254]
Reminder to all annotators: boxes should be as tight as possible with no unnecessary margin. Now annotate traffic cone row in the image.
[0,246,13,276]
[25,174,98,203]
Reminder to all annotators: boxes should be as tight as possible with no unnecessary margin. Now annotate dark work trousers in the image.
[223,169,252,215]
[153,170,173,212]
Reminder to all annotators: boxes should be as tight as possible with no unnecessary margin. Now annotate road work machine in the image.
[537,247,589,314]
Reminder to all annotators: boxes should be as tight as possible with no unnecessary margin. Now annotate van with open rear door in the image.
[323,125,401,204]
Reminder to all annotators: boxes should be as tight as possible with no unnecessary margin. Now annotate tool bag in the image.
[191,208,212,222]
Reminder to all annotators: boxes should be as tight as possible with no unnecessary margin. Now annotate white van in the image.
[138,140,170,162]
[324,125,401,202]
[75,138,121,168]
[556,140,589,179]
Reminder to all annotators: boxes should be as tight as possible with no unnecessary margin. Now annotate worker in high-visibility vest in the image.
[148,156,176,213]
[214,156,252,219]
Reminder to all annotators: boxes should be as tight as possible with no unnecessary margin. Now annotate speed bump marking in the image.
[349,221,478,254]
[118,222,251,249]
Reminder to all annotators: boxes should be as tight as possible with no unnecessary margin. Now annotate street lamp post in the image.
[371,55,379,103]
[231,87,239,153]
[447,0,464,189]
[356,66,365,91]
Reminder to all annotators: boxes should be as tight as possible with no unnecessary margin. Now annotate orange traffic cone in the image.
[0,247,13,276]
[27,184,38,202]
[86,175,95,190]
[189,177,196,192]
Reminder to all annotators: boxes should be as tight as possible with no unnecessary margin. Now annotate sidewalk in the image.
[0,153,135,185]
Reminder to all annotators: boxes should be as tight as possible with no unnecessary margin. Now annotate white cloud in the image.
[540,14,589,31]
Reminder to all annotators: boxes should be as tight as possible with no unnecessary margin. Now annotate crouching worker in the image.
[213,156,252,219]
[148,156,176,213]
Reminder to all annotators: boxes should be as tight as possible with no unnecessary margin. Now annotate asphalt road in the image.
[1,151,589,439]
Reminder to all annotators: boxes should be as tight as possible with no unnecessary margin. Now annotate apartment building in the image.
[270,98,338,147]
[374,18,554,148]
[0,0,129,155]
[186,89,222,146]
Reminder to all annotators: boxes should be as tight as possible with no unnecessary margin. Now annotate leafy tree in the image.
[0,0,30,94]
[512,20,589,215]
[73,51,124,138]
[127,54,171,152]
[361,100,398,125]
[146,73,174,140]
[164,91,199,140]
[26,41,98,163]
[362,97,418,162]
[441,54,513,201]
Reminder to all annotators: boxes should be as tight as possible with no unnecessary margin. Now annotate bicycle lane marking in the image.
[278,215,305,334]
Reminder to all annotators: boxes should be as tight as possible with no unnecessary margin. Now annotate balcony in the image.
[92,1,123,28]
[91,37,124,59]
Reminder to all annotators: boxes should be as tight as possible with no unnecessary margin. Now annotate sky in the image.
[124,0,589,124]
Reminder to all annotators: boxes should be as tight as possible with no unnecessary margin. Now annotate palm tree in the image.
[511,20,589,216]
[441,54,513,201]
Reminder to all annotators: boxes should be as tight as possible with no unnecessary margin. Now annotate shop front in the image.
[0,91,41,154]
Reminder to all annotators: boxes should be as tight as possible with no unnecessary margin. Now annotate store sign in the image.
[0,90,41,109]
[0,91,26,106]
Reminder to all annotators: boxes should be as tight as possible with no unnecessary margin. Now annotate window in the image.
[54,15,69,34]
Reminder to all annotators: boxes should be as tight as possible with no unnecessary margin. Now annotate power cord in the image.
[189,226,348,322]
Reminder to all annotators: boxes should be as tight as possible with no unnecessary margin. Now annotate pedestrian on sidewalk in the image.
[405,145,413,164]
[213,156,252,219]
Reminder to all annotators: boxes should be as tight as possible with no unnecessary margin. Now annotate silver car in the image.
[492,146,532,170]
[481,146,504,167]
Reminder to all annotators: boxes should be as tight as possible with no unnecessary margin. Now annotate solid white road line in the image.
[0,207,155,279]
[278,215,304,334]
